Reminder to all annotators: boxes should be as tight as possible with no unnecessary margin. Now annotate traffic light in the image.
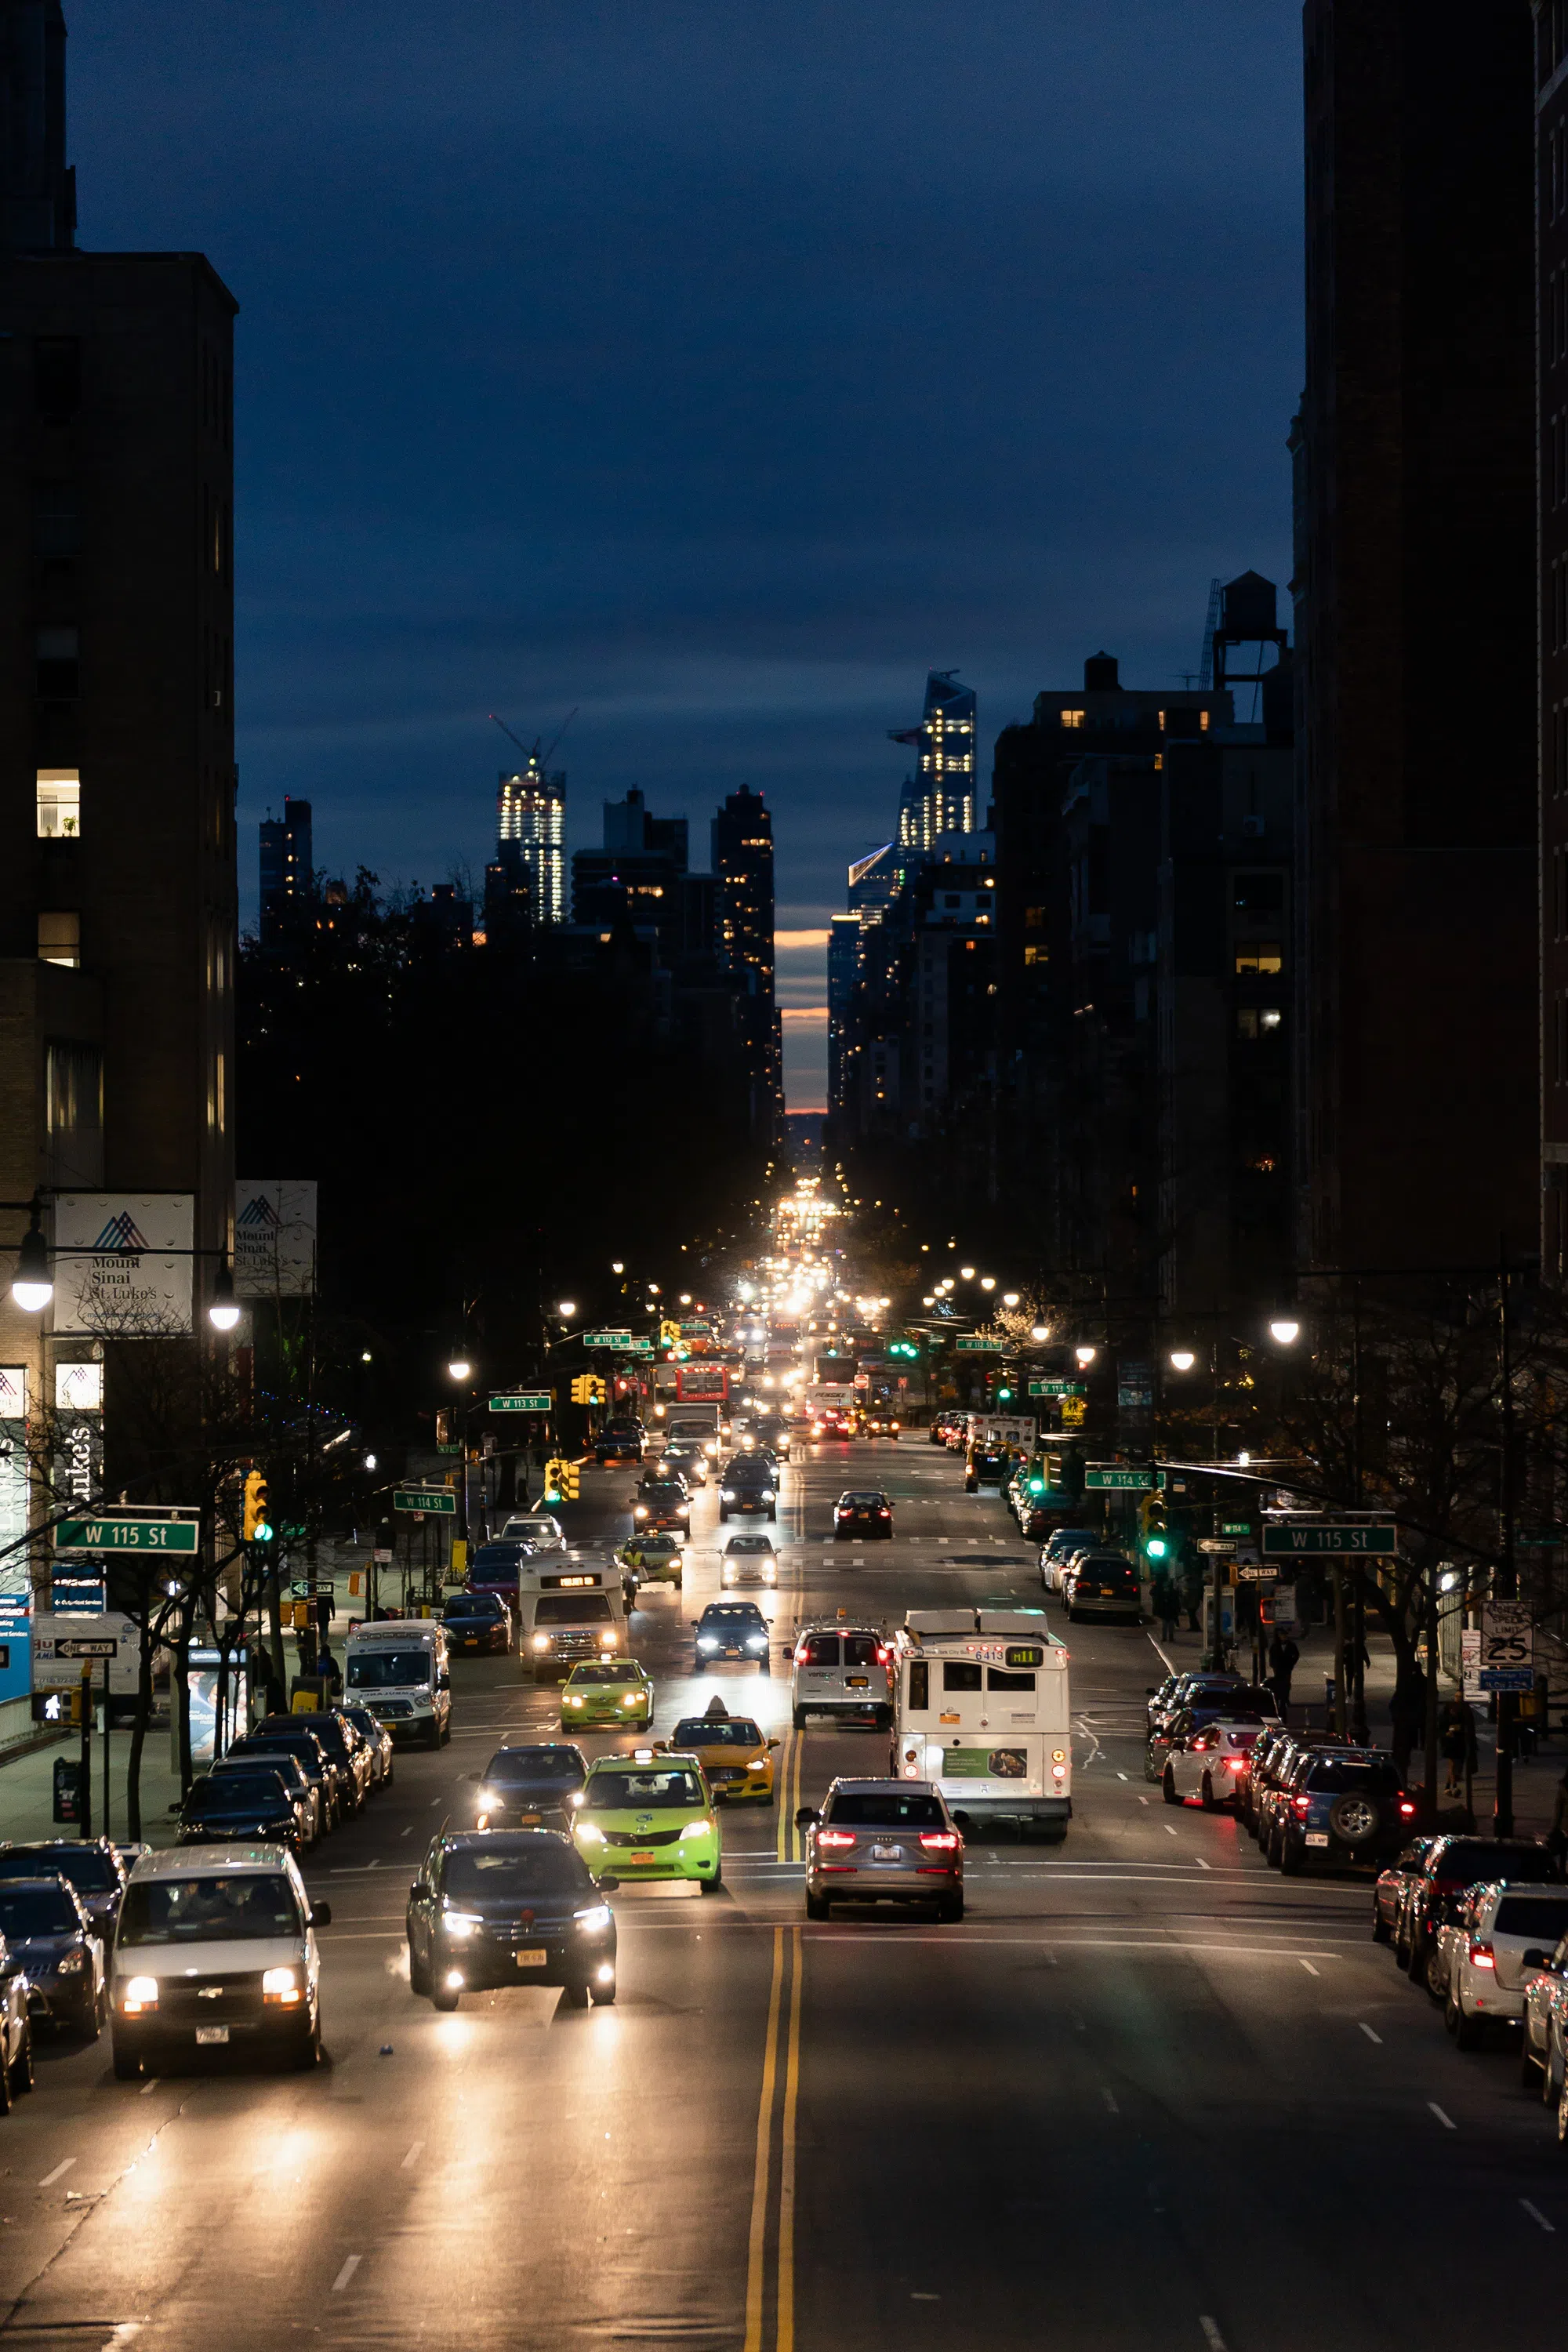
[996,1385,1014,1403]
[1140,1490,1170,1562]
[560,1461,580,1501]
[243,1468,273,1544]
[571,1375,607,1405]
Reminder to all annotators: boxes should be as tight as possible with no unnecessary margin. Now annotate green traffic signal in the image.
[1145,1534,1168,1559]
[253,1519,274,1543]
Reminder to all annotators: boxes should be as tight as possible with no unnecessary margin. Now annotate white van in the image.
[343,1619,452,1748]
[515,1559,627,1683]
[891,1608,1070,1838]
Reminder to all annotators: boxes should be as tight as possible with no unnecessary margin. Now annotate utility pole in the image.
[1494,1243,1517,1838]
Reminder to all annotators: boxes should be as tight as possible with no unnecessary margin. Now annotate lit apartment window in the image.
[37,768,80,837]
[1234,942,1283,975]
[38,911,80,967]
[1200,710,1210,731]
[1061,710,1085,729]
[208,1050,227,1135]
[1023,945,1047,967]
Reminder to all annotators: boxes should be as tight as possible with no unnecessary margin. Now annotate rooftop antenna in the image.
[1197,577,1223,691]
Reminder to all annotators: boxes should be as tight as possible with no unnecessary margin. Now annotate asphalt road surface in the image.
[1,1436,1562,2352]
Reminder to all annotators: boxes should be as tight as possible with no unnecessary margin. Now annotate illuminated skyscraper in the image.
[496,757,565,924]
[889,670,977,862]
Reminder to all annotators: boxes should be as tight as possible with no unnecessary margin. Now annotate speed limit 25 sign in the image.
[1479,1600,1534,1693]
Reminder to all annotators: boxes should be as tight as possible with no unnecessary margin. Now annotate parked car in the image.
[1371,1838,1439,1943]
[177,1767,310,1854]
[1149,1689,1276,1785]
[0,1839,128,1941]
[0,1932,35,2106]
[1163,1719,1266,1809]
[0,1876,104,2037]
[227,1726,343,1833]
[337,1704,394,1786]
[1521,1929,1568,2096]
[1396,1835,1559,1987]
[1432,1880,1568,2047]
[212,1747,322,1844]
[1270,1749,1414,1875]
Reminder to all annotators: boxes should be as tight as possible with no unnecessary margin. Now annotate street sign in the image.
[54,1510,200,1556]
[33,1612,138,1693]
[583,1330,633,1350]
[1029,1380,1086,1398]
[1198,1537,1238,1554]
[1221,1519,1255,1537]
[1261,1521,1398,1556]
[50,1635,117,1657]
[1236,1563,1276,1582]
[1479,1599,1534,1692]
[290,1581,336,1601]
[490,1392,552,1413]
[393,1486,456,1516]
[622,1339,655,1356]
[955,1337,1003,1354]
[1084,1466,1162,1492]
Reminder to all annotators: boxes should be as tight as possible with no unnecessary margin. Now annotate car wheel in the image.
[760,1659,771,1676]
[719,1508,728,1523]
[700,1864,724,1893]
[561,1976,590,2010]
[1425,1945,1449,2002]
[1453,1999,1483,2052]
[426,1721,441,1751]
[1266,1824,1283,1867]
[793,1708,807,1730]
[431,1984,460,2013]
[92,1976,108,2034]
[409,1948,431,1998]
[12,2024,34,2095]
[1162,1767,1179,1806]
[112,2044,140,2083]
[1200,1777,1216,1813]
[805,1891,830,1922]
[590,1976,616,2006]
[296,2016,321,2070]
[1279,1835,1302,1876]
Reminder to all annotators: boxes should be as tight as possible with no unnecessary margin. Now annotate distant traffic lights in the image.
[242,1468,273,1544]
[1140,1490,1170,1561]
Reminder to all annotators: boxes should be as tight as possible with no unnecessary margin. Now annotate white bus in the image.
[514,1558,628,1683]
[891,1608,1071,1838]
[344,1619,452,1749]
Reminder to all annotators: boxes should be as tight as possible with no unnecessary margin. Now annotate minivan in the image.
[790,1624,894,1730]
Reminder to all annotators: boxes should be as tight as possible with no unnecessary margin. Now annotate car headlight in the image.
[565,1693,584,1706]
[575,1821,604,1842]
[621,1693,642,1707]
[120,1974,159,2013]
[634,1506,648,1519]
[600,1632,618,1649]
[749,1755,768,1771]
[680,1818,716,1839]
[699,1636,719,1650]
[263,1965,303,2005]
[56,1947,85,1974]
[747,1635,766,1651]
[477,1788,499,1811]
[722,1490,736,1502]
[532,1632,550,1650]
[761,1490,775,1502]
[441,1913,483,1944]
[574,1904,612,1933]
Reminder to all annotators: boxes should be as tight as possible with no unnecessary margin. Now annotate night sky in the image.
[74,2,1301,1109]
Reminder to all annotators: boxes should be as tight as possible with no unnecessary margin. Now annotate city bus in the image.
[891,1608,1071,1838]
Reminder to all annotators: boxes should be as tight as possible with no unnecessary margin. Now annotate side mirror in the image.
[308,1901,332,1928]
[1522,1947,1547,1970]
[596,1875,620,1893]
[768,1738,781,1749]
[794,1806,820,1830]
[410,1880,429,1900]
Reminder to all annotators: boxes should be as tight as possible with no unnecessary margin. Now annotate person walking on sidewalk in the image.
[1268,1632,1299,1711]
[1152,1570,1179,1643]
[1439,1696,1475,1799]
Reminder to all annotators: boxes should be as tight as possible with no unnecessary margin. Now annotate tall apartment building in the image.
[0,0,238,1528]
[1296,0,1536,1272]
[889,671,977,866]
[496,757,564,926]
[258,795,312,942]
[712,786,781,1141]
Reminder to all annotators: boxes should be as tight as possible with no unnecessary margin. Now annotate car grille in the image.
[548,1632,604,1657]
[155,1970,266,2022]
[708,1766,748,1783]
[601,1828,682,1848]
[368,1700,413,1719]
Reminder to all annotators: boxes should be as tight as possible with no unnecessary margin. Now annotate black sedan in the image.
[176,1767,309,1853]
[406,1830,617,2011]
[833,1490,894,1539]
[0,1878,104,2035]
[442,1590,514,1654]
[474,1743,586,1830]
[694,1601,772,1670]
[0,1838,127,1944]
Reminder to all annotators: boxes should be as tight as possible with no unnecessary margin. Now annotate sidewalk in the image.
[1150,1616,1563,1838]
[0,1719,185,1848]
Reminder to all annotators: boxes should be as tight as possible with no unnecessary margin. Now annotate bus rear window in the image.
[943,1662,982,1693]
[989,1669,1036,1693]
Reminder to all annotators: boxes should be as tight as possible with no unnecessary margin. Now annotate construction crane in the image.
[488,707,578,770]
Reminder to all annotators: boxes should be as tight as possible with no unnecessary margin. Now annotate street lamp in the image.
[1003,1291,1020,1308]
[208,1261,241,1333]
[1075,1345,1098,1368]
[979,1276,996,1293]
[923,1295,935,1306]
[1169,1349,1196,1374]
[1268,1319,1301,1346]
[557,1302,576,1321]
[10,1216,52,1313]
[960,1265,976,1280]
[1031,1323,1050,1343]
[612,1261,625,1275]
[447,1356,471,1383]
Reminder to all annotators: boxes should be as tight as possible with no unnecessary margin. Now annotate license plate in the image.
[195,2024,229,2045]
[632,1850,657,1864]
[846,1676,869,1688]
[514,1949,547,1969]
[1305,1832,1330,1846]
[519,1813,541,1827]
[871,1845,901,1860]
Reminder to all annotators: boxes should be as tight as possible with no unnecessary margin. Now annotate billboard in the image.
[234,1180,318,1298]
[53,1195,193,1335]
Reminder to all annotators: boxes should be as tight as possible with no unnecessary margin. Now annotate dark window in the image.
[35,625,78,699]
[1232,872,1284,913]
[481,1748,583,1787]
[0,1846,115,1891]
[441,1845,590,1899]
[800,1637,839,1666]
[1494,1896,1568,1938]
[1432,1842,1555,1886]
[942,1661,982,1693]
[118,1874,301,1946]
[33,477,81,559]
[34,337,81,424]
[988,1669,1036,1693]
[1305,1759,1401,1793]
[826,1792,945,1828]
[907,1661,930,1711]
[843,1635,880,1668]
[0,1889,79,1937]
[534,1593,612,1625]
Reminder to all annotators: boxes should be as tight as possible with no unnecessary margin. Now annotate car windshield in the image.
[347,1650,432,1689]
[445,1595,503,1621]
[826,1792,946,1828]
[470,1548,522,1577]
[0,1887,79,1936]
[0,1846,116,1892]
[842,1494,886,1506]
[505,1521,557,1538]
[118,1873,303,1946]
[535,1594,614,1624]
[1436,1842,1555,1885]
[1196,1687,1276,1717]
[229,1742,315,1778]
[443,1846,590,1900]
[482,1748,583,1786]
[1308,1759,1402,1792]
[568,1664,638,1686]
[1494,1895,1568,1937]
[187,1775,289,1810]
[703,1606,764,1625]
[673,1720,763,1748]
[727,1539,772,1553]
[583,1769,704,1811]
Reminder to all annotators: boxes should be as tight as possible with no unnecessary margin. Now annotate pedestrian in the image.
[1268,1632,1299,1711]
[1152,1570,1178,1643]
[1390,1667,1424,1787]
[1439,1697,1472,1798]
[1548,1768,1568,1872]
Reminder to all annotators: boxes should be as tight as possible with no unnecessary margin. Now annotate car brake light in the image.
[1225,1758,1244,1770]
[1399,1801,1415,1816]
[876,1646,891,1665]
[817,1829,855,1850]
[878,1508,891,1516]
[919,1831,961,1851]
[1292,1795,1310,1815]
[1468,1940,1495,1969]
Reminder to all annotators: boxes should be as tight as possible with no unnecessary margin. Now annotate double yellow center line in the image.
[775,1728,807,1862]
[744,1923,803,2352]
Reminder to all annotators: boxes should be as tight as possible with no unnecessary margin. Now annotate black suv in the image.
[1398,1834,1559,1987]
[1272,1748,1413,1874]
[719,1457,777,1523]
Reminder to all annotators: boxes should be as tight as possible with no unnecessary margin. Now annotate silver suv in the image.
[789,1623,892,1730]
[797,1777,964,1922]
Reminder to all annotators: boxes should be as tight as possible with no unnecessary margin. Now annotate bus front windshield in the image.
[347,1650,433,1690]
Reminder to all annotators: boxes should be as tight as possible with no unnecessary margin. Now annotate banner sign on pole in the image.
[234,1180,318,1298]
[53,1195,194,1335]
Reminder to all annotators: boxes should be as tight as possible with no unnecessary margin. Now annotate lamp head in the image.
[11,1219,52,1314]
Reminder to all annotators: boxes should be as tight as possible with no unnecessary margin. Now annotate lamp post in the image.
[446,1356,473,1548]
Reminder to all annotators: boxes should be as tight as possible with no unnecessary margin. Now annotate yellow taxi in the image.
[659,1697,779,1805]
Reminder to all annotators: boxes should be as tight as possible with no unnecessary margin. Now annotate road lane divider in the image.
[742,1922,804,2352]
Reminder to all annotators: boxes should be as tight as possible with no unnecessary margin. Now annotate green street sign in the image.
[1029,1379,1086,1398]
[1261,1521,1397,1556]
[955,1337,1003,1353]
[1083,1466,1163,1492]
[623,1338,655,1356]
[1221,1519,1254,1537]
[394,1487,457,1516]
[491,1392,552,1413]
[583,1330,633,1350]
[55,1512,201,1555]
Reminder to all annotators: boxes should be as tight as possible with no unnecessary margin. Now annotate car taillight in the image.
[1399,1800,1415,1816]
[919,1831,961,1851]
[817,1829,856,1850]
[876,1646,891,1665]
[1292,1795,1310,1815]
[1468,1940,1495,1969]
[1225,1758,1244,1770]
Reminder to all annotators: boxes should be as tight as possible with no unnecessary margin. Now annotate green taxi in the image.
[621,1533,684,1588]
[571,1750,722,1891]
[560,1659,655,1732]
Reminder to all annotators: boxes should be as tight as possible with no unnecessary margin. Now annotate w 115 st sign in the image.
[1261,1521,1397,1556]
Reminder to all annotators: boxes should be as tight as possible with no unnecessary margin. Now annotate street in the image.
[0,1436,1561,2352]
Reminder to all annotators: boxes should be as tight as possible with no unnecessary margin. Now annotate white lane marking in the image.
[1200,2321,1227,2352]
[1195,1857,1210,1871]
[1165,1825,1178,1838]
[332,2255,361,2292]
[1116,1771,1129,1782]
[1521,2198,1555,2233]
[1299,1958,1320,1976]
[103,2328,140,2352]
[138,2076,160,2096]
[38,2158,76,2187]
[429,1798,442,1807]
[1428,2102,1456,2130]
[401,2141,424,2169]
[401,1826,413,1837]
[1359,2022,1382,2044]
[1138,1795,1149,1806]
[1101,2086,1119,2113]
